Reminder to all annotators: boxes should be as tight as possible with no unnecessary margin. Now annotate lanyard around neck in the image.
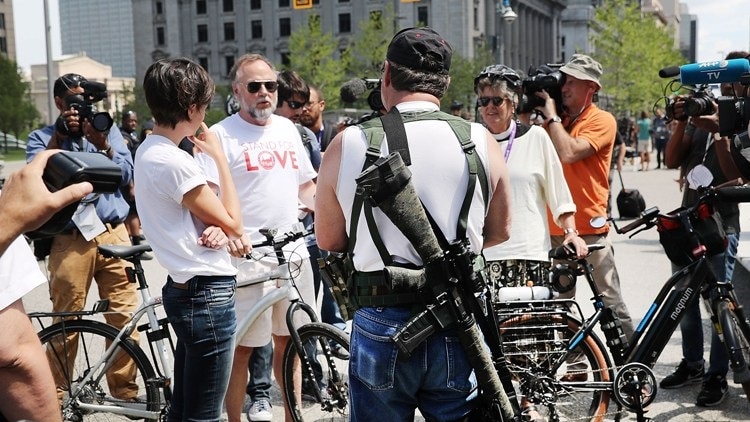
[503,121,518,162]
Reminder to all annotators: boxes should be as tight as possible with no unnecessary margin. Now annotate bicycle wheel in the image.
[716,299,750,401]
[498,308,613,421]
[282,322,350,422]
[38,319,163,421]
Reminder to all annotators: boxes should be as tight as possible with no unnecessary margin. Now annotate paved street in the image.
[8,157,750,420]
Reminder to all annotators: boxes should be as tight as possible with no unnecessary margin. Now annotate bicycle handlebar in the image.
[611,185,750,236]
[247,222,312,252]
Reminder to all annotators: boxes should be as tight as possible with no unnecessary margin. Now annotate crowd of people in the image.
[2,25,750,422]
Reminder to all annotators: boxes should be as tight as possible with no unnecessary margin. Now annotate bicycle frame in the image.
[34,225,338,420]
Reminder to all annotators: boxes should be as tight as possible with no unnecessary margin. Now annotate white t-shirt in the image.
[0,234,47,310]
[197,113,317,261]
[483,124,576,262]
[134,134,236,283]
[337,102,492,272]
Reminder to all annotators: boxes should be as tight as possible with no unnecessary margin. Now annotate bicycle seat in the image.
[98,243,153,260]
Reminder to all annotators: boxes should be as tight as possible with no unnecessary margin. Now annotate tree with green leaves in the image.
[287,14,345,110]
[0,55,40,150]
[591,0,685,116]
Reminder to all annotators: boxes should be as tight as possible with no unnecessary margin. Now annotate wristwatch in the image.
[548,115,562,125]
[563,227,579,236]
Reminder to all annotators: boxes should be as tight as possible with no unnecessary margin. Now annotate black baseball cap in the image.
[386,27,452,75]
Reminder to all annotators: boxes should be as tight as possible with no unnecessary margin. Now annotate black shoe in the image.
[660,359,704,389]
[330,342,349,360]
[696,373,728,407]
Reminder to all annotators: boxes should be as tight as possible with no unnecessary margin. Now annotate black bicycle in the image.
[494,185,750,422]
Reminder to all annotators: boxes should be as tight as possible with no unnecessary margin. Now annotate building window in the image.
[198,57,209,71]
[251,20,263,39]
[225,55,235,77]
[279,0,290,8]
[156,27,165,46]
[0,37,6,54]
[418,6,428,27]
[280,17,291,37]
[196,0,207,14]
[250,0,262,10]
[338,13,351,33]
[224,22,235,41]
[155,1,163,15]
[197,24,208,43]
[281,52,291,67]
[339,0,350,2]
[223,0,233,13]
[0,13,5,30]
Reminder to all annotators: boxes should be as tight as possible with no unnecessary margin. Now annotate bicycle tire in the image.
[498,309,613,421]
[282,322,350,422]
[716,299,750,401]
[38,319,163,422]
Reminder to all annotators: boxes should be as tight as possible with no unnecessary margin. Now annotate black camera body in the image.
[57,81,114,136]
[26,151,123,240]
[665,85,716,122]
[519,65,564,115]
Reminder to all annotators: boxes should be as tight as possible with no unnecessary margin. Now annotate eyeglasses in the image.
[302,100,321,109]
[477,96,506,107]
[246,80,278,94]
[284,100,304,109]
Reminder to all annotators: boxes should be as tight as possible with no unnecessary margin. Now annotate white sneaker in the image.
[247,398,272,422]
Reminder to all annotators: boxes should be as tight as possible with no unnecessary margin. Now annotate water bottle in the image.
[495,286,555,302]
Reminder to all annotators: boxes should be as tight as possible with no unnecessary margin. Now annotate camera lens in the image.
[90,112,114,132]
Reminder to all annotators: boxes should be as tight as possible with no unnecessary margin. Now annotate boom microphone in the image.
[340,78,368,103]
[659,58,750,85]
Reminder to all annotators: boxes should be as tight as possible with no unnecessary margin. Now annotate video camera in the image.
[663,84,715,121]
[57,80,114,136]
[339,78,384,125]
[518,64,564,115]
[659,57,750,136]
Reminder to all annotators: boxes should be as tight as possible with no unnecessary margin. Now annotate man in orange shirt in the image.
[536,54,634,354]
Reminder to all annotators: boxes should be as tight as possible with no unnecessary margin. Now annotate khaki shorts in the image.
[234,257,316,348]
[637,139,652,153]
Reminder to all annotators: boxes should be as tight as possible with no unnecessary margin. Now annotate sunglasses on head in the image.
[246,80,278,93]
[285,100,304,109]
[477,96,506,107]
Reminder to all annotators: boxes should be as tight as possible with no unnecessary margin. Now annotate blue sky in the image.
[11,0,750,72]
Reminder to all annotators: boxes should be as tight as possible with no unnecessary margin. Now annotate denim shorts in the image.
[163,275,236,422]
[349,306,477,421]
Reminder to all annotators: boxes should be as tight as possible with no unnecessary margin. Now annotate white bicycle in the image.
[30,224,350,421]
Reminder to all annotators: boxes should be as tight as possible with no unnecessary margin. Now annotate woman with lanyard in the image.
[473,64,587,301]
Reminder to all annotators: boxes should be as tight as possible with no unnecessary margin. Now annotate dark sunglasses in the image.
[284,100,304,109]
[477,96,506,107]
[246,80,278,93]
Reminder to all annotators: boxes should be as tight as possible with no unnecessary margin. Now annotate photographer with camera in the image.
[25,73,140,403]
[535,54,635,349]
[316,27,513,421]
[660,51,747,407]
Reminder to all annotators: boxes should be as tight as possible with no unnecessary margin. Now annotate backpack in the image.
[653,117,669,141]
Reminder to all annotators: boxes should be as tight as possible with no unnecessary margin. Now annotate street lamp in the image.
[499,0,517,24]
[495,0,517,64]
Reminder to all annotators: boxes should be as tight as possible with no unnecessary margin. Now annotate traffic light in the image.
[293,0,313,9]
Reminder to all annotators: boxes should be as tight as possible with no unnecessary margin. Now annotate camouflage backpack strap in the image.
[401,111,490,239]
[347,118,391,266]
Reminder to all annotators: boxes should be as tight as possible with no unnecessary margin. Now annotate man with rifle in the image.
[315,27,515,421]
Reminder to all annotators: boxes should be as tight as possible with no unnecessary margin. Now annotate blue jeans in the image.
[163,275,236,422]
[349,307,477,421]
[246,341,273,401]
[675,232,739,377]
